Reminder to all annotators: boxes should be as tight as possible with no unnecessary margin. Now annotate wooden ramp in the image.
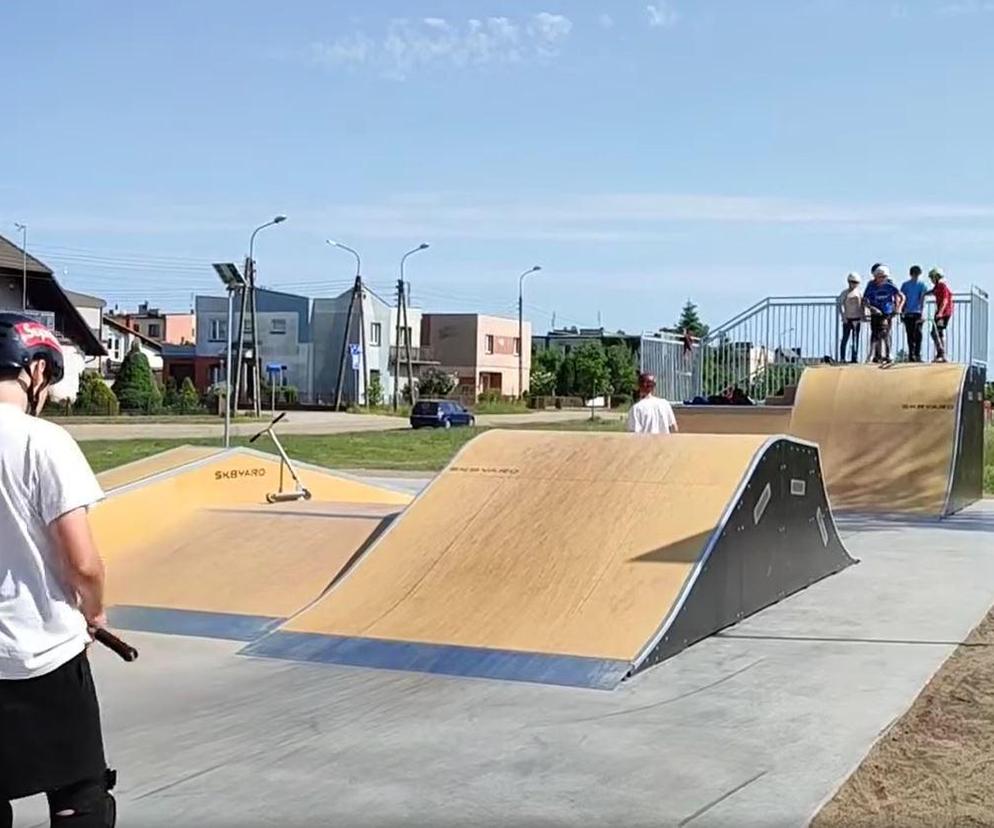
[96,445,221,491]
[788,364,985,516]
[243,431,853,690]
[673,406,791,435]
[91,447,411,639]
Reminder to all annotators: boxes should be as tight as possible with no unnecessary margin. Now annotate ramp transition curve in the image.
[244,431,854,690]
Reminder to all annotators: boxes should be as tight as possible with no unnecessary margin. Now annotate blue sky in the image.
[3,0,994,334]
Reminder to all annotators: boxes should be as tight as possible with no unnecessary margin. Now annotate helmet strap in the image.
[17,375,49,417]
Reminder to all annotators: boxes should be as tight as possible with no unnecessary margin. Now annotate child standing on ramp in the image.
[627,373,679,434]
[862,265,905,364]
[927,267,954,362]
[0,314,118,827]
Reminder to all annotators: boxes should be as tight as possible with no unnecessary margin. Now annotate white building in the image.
[103,315,164,376]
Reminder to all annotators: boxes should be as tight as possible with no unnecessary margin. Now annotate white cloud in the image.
[597,12,615,28]
[307,13,572,79]
[646,2,679,27]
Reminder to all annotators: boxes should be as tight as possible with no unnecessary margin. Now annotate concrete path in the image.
[12,501,994,827]
[64,409,599,441]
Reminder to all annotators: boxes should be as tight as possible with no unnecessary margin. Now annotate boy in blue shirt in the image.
[862,265,905,364]
[900,265,927,362]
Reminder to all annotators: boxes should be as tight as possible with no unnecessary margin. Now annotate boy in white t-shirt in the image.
[627,373,679,434]
[0,314,117,827]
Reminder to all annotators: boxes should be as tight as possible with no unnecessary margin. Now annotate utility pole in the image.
[517,266,541,399]
[14,223,26,310]
[232,270,250,412]
[248,256,262,417]
[333,277,360,410]
[392,279,405,410]
[357,281,369,409]
[401,287,414,402]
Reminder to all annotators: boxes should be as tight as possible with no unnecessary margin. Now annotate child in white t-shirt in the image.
[627,373,679,434]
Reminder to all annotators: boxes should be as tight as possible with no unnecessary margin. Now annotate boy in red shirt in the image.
[927,268,953,362]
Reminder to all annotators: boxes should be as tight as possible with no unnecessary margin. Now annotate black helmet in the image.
[0,313,65,384]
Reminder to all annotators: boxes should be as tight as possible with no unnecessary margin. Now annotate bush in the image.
[112,345,159,412]
[416,368,456,398]
[74,372,119,415]
[176,377,201,414]
[281,385,299,405]
[367,376,384,407]
[162,376,179,410]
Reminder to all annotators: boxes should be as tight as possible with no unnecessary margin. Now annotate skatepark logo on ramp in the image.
[214,467,267,481]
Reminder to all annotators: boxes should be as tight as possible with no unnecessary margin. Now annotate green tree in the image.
[112,344,159,412]
[416,368,456,398]
[531,347,563,396]
[572,341,611,401]
[177,377,201,413]
[162,376,179,410]
[556,350,578,396]
[74,371,119,415]
[676,300,709,338]
[605,343,637,395]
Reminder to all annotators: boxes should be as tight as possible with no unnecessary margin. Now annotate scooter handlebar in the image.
[248,412,287,443]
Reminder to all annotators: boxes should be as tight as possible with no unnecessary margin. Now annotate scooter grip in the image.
[93,627,139,662]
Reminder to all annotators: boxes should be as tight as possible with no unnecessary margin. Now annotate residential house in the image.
[421,314,530,398]
[0,235,105,399]
[66,289,107,374]
[107,301,195,344]
[312,287,428,405]
[102,316,164,376]
[533,326,642,357]
[191,288,311,400]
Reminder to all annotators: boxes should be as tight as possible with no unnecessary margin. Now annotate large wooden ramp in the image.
[674,405,790,434]
[91,447,411,640]
[788,364,985,516]
[244,431,853,690]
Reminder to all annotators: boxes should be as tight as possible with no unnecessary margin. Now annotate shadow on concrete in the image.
[836,509,994,535]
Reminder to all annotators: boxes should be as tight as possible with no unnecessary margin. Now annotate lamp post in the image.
[517,265,541,399]
[212,263,247,448]
[234,215,286,417]
[395,243,429,410]
[327,240,367,408]
[13,223,26,310]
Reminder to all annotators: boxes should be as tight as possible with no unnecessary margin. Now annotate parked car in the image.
[410,400,476,429]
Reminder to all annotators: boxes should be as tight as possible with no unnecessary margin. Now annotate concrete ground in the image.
[62,409,598,441]
[11,499,994,827]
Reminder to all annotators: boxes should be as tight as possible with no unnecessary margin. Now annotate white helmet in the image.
[872,264,890,278]
[846,271,861,284]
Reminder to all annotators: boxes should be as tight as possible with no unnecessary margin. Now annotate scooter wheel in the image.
[303,489,312,500]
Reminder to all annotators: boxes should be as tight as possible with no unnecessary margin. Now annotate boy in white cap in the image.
[836,272,863,363]
[862,265,904,364]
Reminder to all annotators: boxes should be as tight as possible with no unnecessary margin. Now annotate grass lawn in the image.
[80,416,626,474]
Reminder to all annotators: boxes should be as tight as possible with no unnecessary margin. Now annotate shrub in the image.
[112,345,158,412]
[74,372,120,415]
[176,377,201,414]
[367,375,384,407]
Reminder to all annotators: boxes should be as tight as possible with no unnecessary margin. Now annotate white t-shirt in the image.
[0,402,104,679]
[627,394,678,434]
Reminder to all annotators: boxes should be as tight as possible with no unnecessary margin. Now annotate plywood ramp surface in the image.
[674,406,791,435]
[280,432,770,661]
[788,364,966,515]
[96,445,220,491]
[107,502,399,619]
[91,448,411,559]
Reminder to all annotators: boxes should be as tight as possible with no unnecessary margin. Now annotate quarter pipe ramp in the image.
[244,431,853,689]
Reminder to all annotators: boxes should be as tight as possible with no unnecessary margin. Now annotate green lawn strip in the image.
[79,417,624,474]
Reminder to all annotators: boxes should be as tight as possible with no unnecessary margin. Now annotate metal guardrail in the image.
[678,288,988,402]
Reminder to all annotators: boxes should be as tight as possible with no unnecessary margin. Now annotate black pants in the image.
[902,313,924,362]
[1,651,108,823]
[931,315,950,358]
[840,319,861,362]
[869,314,893,361]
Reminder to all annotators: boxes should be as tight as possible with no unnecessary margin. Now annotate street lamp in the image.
[395,243,430,410]
[326,239,361,277]
[234,215,287,417]
[517,265,541,399]
[13,223,26,310]
[212,263,247,448]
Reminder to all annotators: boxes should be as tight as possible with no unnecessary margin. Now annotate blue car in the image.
[410,400,476,429]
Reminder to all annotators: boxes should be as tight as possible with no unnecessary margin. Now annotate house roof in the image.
[64,289,107,308]
[103,315,164,352]
[0,235,104,356]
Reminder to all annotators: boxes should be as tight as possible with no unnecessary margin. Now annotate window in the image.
[485,334,494,354]
[513,337,520,356]
[209,319,227,341]
[147,323,161,339]
[370,322,382,346]
[270,318,287,335]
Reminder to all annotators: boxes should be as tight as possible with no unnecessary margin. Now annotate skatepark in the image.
[10,363,993,826]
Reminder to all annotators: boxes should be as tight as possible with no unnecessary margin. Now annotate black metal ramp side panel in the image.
[947,365,986,516]
[637,439,854,673]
